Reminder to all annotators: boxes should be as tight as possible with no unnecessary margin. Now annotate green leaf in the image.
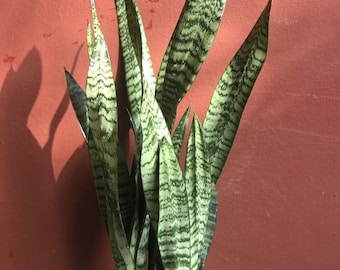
[140,86,171,232]
[199,184,218,269]
[105,177,135,270]
[86,0,118,202]
[158,138,191,269]
[135,214,151,270]
[115,0,155,132]
[184,116,212,269]
[86,1,134,268]
[203,0,272,183]
[172,106,191,157]
[87,134,109,230]
[155,0,227,130]
[117,146,135,240]
[64,69,89,141]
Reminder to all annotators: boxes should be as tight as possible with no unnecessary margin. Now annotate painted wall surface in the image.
[1,0,340,269]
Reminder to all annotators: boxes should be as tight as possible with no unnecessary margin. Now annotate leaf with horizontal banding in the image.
[158,137,191,269]
[87,133,109,229]
[184,115,212,269]
[117,146,135,240]
[86,131,133,270]
[104,177,135,270]
[66,63,135,251]
[203,0,271,183]
[140,85,171,232]
[86,0,118,205]
[115,0,155,134]
[64,69,89,141]
[199,183,217,268]
[86,1,134,268]
[155,0,227,130]
[135,214,150,270]
[172,106,191,157]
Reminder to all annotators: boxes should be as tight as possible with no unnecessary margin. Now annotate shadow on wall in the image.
[0,48,115,270]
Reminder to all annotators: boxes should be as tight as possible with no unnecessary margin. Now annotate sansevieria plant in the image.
[65,0,272,269]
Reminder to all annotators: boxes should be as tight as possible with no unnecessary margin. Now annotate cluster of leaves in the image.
[65,0,271,269]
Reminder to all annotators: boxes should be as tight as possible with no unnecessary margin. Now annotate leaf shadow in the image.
[0,46,115,270]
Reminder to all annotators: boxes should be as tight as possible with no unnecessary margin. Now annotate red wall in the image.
[1,0,340,269]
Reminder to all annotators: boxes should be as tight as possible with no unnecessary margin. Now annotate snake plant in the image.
[65,0,271,269]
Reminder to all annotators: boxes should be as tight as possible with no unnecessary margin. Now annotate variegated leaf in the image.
[140,86,171,232]
[155,0,228,130]
[104,178,135,270]
[86,0,118,202]
[115,0,155,133]
[172,106,191,157]
[117,146,135,239]
[199,183,218,269]
[86,1,134,268]
[87,133,109,230]
[158,138,191,269]
[184,115,211,269]
[135,214,151,270]
[203,0,271,183]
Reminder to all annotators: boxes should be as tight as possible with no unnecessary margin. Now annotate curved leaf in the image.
[203,0,272,183]
[155,0,227,130]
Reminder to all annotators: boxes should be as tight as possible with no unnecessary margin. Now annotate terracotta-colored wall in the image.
[1,0,340,269]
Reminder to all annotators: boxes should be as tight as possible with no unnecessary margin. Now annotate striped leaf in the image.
[86,1,134,268]
[87,134,109,230]
[140,86,171,232]
[117,146,135,240]
[155,0,227,130]
[86,132,133,270]
[172,106,191,157]
[64,69,89,141]
[115,0,155,132]
[203,0,272,183]
[184,116,211,270]
[86,0,118,202]
[104,178,135,270]
[158,138,191,269]
[135,214,151,270]
[199,184,217,269]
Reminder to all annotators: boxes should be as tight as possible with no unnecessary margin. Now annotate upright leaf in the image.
[140,86,171,232]
[203,0,272,183]
[86,0,118,200]
[135,214,151,270]
[117,146,135,240]
[199,184,218,269]
[158,138,190,269]
[184,116,211,269]
[115,0,155,132]
[172,106,191,157]
[86,1,134,268]
[65,70,89,140]
[156,0,227,130]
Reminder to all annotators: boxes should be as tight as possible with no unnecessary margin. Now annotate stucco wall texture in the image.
[1,0,340,269]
